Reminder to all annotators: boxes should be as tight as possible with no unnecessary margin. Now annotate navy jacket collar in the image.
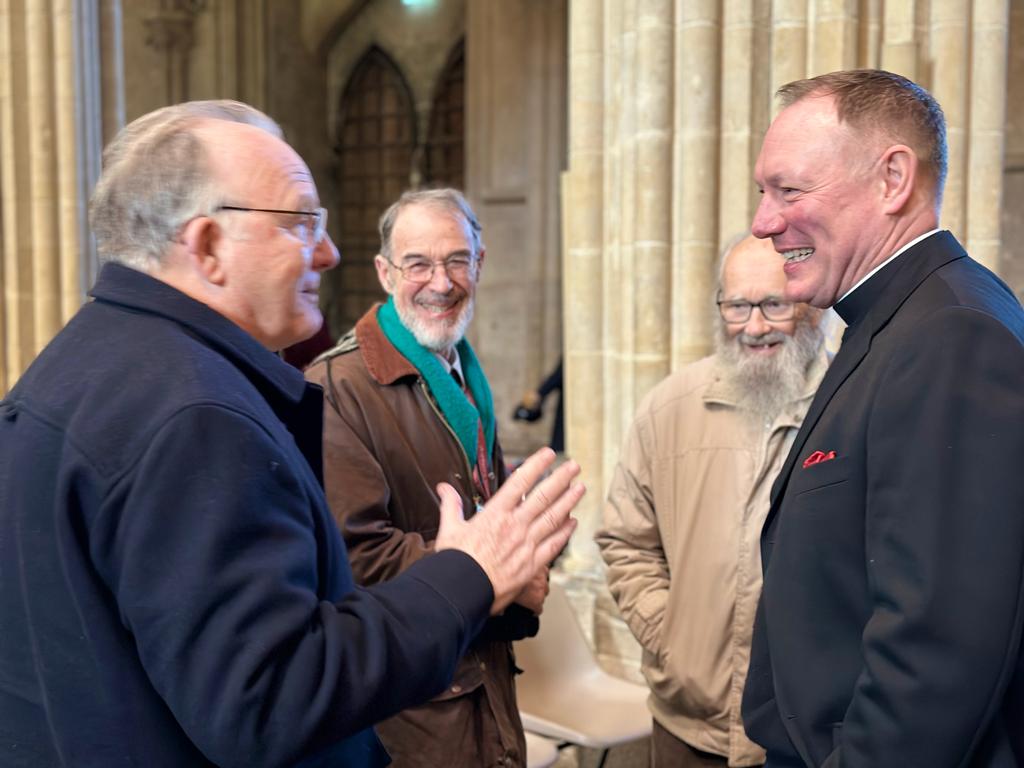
[89,262,310,405]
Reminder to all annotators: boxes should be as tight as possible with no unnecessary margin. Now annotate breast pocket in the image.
[788,455,850,498]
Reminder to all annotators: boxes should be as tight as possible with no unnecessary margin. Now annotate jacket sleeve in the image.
[595,400,670,656]
[91,404,493,768]
[825,307,1024,766]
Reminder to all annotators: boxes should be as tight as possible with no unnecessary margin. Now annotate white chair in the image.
[524,731,560,768]
[515,583,652,768]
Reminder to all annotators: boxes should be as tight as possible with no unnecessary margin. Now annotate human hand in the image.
[513,390,543,422]
[514,564,550,615]
[521,390,541,410]
[434,448,582,614]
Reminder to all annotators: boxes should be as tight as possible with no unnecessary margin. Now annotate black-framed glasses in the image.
[216,205,328,248]
[384,254,478,284]
[716,294,795,323]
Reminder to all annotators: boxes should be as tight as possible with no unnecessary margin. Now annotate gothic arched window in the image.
[424,40,465,189]
[333,47,417,332]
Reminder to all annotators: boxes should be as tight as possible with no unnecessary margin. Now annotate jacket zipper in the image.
[417,377,483,509]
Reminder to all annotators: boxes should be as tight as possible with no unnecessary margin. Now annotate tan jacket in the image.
[596,353,827,767]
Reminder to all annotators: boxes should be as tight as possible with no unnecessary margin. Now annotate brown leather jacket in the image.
[305,305,532,768]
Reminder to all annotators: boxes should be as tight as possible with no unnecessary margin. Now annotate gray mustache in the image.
[736,331,787,347]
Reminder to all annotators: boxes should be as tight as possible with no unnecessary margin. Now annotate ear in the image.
[374,254,395,294]
[474,247,486,277]
[878,144,917,216]
[179,215,227,286]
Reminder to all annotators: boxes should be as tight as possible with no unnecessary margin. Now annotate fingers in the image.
[492,447,557,508]
[435,482,466,530]
[519,459,582,524]
[528,478,584,548]
[533,516,578,567]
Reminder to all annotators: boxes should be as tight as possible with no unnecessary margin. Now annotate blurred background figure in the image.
[513,357,564,452]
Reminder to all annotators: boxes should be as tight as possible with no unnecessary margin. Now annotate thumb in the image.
[436,482,466,531]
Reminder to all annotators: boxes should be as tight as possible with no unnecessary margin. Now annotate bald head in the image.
[720,235,788,302]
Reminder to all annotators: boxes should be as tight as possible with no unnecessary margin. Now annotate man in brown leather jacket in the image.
[306,188,546,768]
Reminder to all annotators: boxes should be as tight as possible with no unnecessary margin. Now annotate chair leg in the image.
[594,748,609,768]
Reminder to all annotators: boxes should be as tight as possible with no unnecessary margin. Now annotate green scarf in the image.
[377,298,495,471]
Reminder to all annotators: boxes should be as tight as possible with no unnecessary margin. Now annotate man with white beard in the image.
[305,188,547,768]
[596,235,828,768]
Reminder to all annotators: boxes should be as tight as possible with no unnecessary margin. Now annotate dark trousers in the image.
[651,719,731,768]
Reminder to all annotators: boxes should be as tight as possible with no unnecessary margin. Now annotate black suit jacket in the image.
[742,231,1024,767]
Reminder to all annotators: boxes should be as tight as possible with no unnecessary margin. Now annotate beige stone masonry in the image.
[562,0,1013,671]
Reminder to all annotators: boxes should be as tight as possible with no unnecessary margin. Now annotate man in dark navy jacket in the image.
[741,70,1024,767]
[0,100,582,767]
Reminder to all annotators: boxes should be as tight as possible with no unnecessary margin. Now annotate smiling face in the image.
[374,203,482,356]
[751,95,887,308]
[197,121,340,350]
[716,235,823,416]
[719,235,798,355]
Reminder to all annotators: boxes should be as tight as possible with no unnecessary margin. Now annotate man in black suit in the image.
[741,70,1024,767]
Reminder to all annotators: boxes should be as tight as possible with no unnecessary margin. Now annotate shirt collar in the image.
[434,347,465,384]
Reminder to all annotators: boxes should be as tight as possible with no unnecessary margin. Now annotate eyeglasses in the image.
[716,295,796,323]
[385,254,478,284]
[217,205,328,249]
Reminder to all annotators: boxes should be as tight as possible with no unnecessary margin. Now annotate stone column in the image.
[719,0,755,243]
[0,0,115,392]
[769,0,808,105]
[673,0,719,370]
[810,0,858,73]
[881,0,917,77]
[560,0,605,572]
[861,0,882,64]
[931,0,970,239]
[143,0,206,104]
[2,2,71,389]
[966,0,1009,271]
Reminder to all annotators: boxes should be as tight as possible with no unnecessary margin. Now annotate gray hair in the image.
[89,100,282,271]
[378,188,484,262]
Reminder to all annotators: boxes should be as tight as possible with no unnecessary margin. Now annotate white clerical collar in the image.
[837,228,942,304]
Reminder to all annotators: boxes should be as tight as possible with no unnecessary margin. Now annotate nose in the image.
[313,234,340,272]
[426,261,453,292]
[743,306,771,337]
[751,195,784,239]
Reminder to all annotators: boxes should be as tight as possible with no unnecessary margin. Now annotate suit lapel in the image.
[767,324,870,512]
[765,231,968,529]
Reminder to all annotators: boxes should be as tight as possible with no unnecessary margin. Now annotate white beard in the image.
[715,317,823,420]
[394,289,475,354]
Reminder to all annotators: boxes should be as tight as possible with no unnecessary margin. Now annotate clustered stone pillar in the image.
[561,0,1011,662]
[966,0,1009,270]
[1,0,81,392]
[560,0,604,572]
[143,0,206,104]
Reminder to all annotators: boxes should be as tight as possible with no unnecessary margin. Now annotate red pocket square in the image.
[802,449,837,469]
